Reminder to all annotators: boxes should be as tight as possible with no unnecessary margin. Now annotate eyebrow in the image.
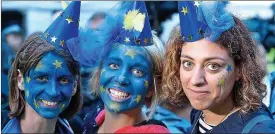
[180,55,225,61]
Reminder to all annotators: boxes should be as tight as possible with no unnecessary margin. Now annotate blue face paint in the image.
[24,51,76,119]
[99,45,153,113]
[80,64,97,102]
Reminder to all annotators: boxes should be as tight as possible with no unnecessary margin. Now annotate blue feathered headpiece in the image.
[41,1,81,52]
[67,1,153,66]
[178,1,235,42]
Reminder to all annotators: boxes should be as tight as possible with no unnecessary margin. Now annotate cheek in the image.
[180,68,189,88]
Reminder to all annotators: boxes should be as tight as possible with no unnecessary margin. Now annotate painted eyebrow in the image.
[180,55,225,61]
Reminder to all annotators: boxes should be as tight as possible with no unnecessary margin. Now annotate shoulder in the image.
[2,117,21,133]
[115,119,170,133]
[249,117,275,133]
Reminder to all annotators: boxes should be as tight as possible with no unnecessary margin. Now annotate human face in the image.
[99,45,153,113]
[180,39,238,111]
[80,64,97,102]
[23,51,77,119]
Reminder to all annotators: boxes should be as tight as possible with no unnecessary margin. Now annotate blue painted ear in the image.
[41,1,81,52]
[178,1,235,42]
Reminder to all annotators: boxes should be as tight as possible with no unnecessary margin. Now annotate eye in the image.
[60,77,69,85]
[132,69,144,77]
[36,76,48,82]
[207,63,220,71]
[182,61,193,70]
[109,63,120,70]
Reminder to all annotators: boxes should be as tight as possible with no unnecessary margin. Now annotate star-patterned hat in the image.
[66,1,153,66]
[41,1,81,51]
[178,1,235,42]
[113,1,153,46]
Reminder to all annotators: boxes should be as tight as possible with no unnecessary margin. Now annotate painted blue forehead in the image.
[111,44,149,57]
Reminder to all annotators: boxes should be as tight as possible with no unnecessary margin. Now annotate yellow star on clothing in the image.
[135,95,141,103]
[53,60,62,69]
[123,9,145,32]
[218,76,225,88]
[26,76,31,83]
[60,40,65,47]
[125,49,136,59]
[110,102,120,112]
[101,69,106,75]
[26,90,29,98]
[45,33,49,38]
[144,38,148,44]
[65,16,74,24]
[144,80,149,89]
[181,7,189,15]
[124,37,130,43]
[100,85,105,93]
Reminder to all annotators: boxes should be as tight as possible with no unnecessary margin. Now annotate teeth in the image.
[109,89,129,99]
[41,100,58,106]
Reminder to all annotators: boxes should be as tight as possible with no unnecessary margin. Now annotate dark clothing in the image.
[190,104,275,133]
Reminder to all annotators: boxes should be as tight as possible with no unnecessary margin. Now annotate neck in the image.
[202,94,236,125]
[98,106,147,133]
[20,103,57,133]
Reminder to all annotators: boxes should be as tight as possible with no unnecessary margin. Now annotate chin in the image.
[189,100,211,111]
[39,112,59,119]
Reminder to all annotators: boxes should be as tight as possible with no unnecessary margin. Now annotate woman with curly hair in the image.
[162,1,275,133]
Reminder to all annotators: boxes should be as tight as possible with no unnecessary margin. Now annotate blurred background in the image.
[1,1,275,131]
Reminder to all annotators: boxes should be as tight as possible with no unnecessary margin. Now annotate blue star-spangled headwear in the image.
[178,1,235,42]
[66,1,153,66]
[41,1,81,51]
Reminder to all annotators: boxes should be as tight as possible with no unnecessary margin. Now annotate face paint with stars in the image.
[23,51,76,119]
[99,44,153,113]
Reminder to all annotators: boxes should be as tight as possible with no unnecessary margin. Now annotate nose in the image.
[190,67,206,87]
[45,80,61,98]
[114,69,130,86]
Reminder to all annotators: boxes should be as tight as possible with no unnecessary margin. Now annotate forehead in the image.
[109,44,150,58]
[181,39,231,60]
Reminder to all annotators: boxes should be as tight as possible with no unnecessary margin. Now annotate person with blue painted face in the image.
[163,1,275,133]
[2,2,82,133]
[66,1,169,133]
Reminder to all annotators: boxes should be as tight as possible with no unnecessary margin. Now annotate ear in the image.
[72,81,77,96]
[17,69,25,91]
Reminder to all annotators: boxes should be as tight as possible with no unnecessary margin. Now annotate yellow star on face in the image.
[110,102,120,112]
[53,60,62,69]
[135,95,141,103]
[61,104,65,111]
[36,61,42,69]
[101,68,106,75]
[34,99,39,109]
[51,36,57,43]
[65,16,74,24]
[26,76,31,83]
[144,80,149,89]
[218,76,226,88]
[100,85,105,93]
[125,49,136,59]
[124,37,130,43]
[144,38,148,44]
[45,33,49,38]
[25,90,29,98]
[59,40,65,47]
[181,7,189,15]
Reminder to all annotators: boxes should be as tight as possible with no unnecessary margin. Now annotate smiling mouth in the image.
[40,100,59,108]
[108,88,131,102]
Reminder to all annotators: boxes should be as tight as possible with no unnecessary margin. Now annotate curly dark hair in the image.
[162,16,266,113]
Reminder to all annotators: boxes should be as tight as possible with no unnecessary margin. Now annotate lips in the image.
[108,88,131,102]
